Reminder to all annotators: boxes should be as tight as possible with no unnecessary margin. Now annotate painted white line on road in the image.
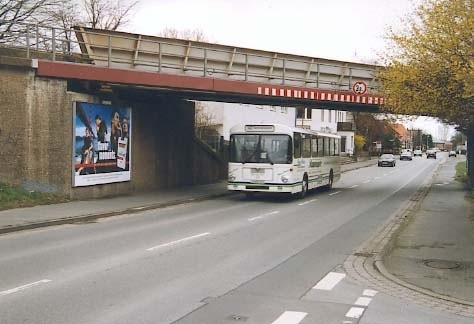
[298,199,318,206]
[363,289,378,297]
[146,232,210,251]
[133,206,147,210]
[354,297,372,307]
[345,307,365,319]
[271,311,307,324]
[343,321,353,324]
[0,279,52,296]
[362,180,371,183]
[349,184,359,189]
[248,211,279,221]
[383,173,388,176]
[329,191,341,196]
[312,272,346,290]
[374,177,381,180]
[389,171,396,174]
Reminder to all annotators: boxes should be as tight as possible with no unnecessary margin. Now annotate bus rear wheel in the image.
[324,171,334,191]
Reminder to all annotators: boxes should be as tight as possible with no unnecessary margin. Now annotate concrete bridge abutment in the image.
[0,56,224,199]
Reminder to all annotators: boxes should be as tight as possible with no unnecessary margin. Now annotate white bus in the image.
[228,124,341,198]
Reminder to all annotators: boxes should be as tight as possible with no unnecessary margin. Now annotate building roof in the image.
[391,123,409,139]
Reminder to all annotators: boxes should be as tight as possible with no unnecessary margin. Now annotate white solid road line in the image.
[0,279,52,296]
[146,232,210,251]
[271,311,307,324]
[345,307,365,319]
[328,191,341,196]
[362,179,371,183]
[312,272,346,290]
[248,211,279,221]
[349,184,359,189]
[298,199,318,206]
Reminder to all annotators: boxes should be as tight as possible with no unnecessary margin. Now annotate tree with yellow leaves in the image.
[380,0,473,185]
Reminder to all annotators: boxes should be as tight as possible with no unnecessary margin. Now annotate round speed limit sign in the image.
[352,81,367,95]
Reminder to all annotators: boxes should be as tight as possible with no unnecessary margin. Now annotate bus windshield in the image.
[229,134,292,164]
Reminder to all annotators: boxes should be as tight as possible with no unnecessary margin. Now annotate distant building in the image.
[198,102,354,156]
[392,124,411,149]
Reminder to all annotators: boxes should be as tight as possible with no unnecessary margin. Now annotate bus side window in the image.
[294,133,302,158]
[302,134,311,158]
[311,136,318,158]
[324,137,330,157]
[329,138,335,156]
[317,137,324,157]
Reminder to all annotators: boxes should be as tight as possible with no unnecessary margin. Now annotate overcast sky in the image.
[130,0,420,63]
[128,0,454,140]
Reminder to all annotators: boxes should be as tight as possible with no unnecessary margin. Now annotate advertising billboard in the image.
[73,102,131,187]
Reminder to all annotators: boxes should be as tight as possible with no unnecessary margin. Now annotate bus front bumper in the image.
[227,182,300,193]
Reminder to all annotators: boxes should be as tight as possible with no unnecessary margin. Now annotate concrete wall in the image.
[0,57,225,199]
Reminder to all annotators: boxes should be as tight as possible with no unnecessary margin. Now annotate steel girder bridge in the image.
[1,22,384,111]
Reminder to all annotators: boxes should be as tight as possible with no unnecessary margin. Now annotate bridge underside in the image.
[37,60,381,112]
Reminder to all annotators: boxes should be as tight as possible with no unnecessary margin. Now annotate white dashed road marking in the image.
[345,307,365,319]
[349,184,358,189]
[362,180,371,183]
[363,289,378,297]
[298,199,318,206]
[354,297,372,307]
[271,311,307,324]
[312,272,346,290]
[0,279,52,296]
[329,191,341,196]
[248,211,279,221]
[146,232,210,251]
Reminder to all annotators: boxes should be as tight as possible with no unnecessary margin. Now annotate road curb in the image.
[0,192,235,235]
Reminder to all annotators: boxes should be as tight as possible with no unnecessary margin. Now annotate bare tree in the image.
[159,27,208,42]
[194,102,217,139]
[0,0,62,43]
[82,0,139,31]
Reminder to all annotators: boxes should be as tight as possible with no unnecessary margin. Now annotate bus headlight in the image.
[281,175,289,183]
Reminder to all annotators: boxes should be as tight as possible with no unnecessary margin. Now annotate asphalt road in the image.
[0,154,471,324]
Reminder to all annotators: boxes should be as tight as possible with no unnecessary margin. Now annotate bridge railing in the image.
[0,21,381,93]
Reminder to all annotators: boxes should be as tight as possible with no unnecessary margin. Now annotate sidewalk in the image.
[383,156,474,304]
[0,159,377,234]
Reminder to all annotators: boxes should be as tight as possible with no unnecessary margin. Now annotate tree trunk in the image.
[466,129,474,188]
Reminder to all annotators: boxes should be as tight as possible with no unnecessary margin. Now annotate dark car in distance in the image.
[378,154,396,167]
[426,150,437,159]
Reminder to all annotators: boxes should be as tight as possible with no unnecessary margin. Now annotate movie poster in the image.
[73,102,132,187]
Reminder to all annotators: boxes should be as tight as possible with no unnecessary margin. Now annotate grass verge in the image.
[455,161,474,200]
[455,161,468,183]
[0,182,68,211]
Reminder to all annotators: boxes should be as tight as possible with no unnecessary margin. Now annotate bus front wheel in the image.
[298,176,308,199]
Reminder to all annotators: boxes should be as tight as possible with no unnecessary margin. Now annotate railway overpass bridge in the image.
[0,22,385,198]
[5,23,384,111]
